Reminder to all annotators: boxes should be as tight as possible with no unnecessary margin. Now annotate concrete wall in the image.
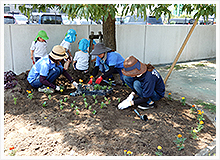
[4,24,216,74]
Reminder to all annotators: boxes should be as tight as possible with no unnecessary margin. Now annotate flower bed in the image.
[3,70,216,156]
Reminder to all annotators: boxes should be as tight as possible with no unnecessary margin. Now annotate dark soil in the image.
[4,69,216,156]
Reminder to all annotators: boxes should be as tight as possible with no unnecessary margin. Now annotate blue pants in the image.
[99,65,125,84]
[123,75,161,103]
[35,57,41,62]
[30,66,63,88]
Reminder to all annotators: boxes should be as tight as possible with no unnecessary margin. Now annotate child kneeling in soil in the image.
[118,56,165,110]
[27,45,78,93]
[60,29,77,70]
[72,38,90,73]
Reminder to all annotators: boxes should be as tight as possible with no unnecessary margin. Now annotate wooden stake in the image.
[164,19,198,84]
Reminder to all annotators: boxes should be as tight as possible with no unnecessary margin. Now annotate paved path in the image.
[157,59,216,104]
[156,58,216,126]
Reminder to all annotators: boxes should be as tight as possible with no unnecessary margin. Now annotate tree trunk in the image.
[102,14,116,50]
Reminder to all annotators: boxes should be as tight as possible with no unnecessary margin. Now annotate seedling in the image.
[12,95,18,105]
[155,146,163,156]
[173,134,187,150]
[168,92,172,100]
[104,97,108,101]
[92,110,96,114]
[42,101,47,107]
[89,106,92,110]
[60,85,64,93]
[95,99,98,104]
[118,98,121,103]
[190,127,198,140]
[26,90,33,100]
[108,100,111,104]
[9,147,17,156]
[100,102,105,109]
[108,78,113,86]
[71,101,76,108]
[64,97,68,102]
[102,86,107,90]
[74,106,79,110]
[59,99,63,105]
[48,94,51,100]
[197,110,205,121]
[59,99,63,110]
[83,98,87,102]
[181,97,186,105]
[108,86,111,90]
[84,102,88,108]
[76,110,79,115]
[190,104,197,113]
[82,93,86,98]
[92,95,97,99]
[197,121,204,132]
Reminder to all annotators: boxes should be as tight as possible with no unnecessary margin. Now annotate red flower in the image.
[9,146,14,150]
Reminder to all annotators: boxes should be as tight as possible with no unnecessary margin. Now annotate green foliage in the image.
[42,101,47,107]
[95,99,98,104]
[64,97,68,102]
[18,4,216,23]
[92,95,97,99]
[12,95,18,105]
[196,100,216,113]
[100,102,105,109]
[48,94,51,100]
[92,110,96,114]
[190,127,198,140]
[173,134,187,150]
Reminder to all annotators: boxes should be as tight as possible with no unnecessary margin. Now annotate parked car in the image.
[36,13,63,24]
[13,14,28,24]
[4,14,17,24]
[62,15,74,25]
[198,18,214,25]
[168,18,195,25]
[123,15,163,25]
[72,18,97,25]
[115,16,124,25]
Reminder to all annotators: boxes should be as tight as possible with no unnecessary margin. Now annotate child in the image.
[72,38,90,73]
[30,30,49,63]
[60,29,77,70]
[27,45,78,93]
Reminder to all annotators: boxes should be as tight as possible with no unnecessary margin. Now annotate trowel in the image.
[134,109,148,121]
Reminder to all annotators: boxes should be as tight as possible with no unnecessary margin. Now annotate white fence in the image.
[4,24,216,74]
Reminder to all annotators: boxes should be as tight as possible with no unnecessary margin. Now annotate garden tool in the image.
[32,59,35,65]
[134,109,148,121]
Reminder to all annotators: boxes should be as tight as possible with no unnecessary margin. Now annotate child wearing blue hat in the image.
[60,29,77,70]
[72,38,90,73]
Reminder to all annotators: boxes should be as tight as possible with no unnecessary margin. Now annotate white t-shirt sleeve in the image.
[30,41,36,51]
[73,52,79,61]
[60,40,71,52]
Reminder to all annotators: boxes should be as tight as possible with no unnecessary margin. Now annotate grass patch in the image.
[195,100,216,113]
[165,64,188,70]
[192,63,206,67]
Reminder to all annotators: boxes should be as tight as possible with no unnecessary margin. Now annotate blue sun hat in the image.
[78,38,89,53]
[64,29,77,43]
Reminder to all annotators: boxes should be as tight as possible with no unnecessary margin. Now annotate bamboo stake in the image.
[164,19,198,84]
